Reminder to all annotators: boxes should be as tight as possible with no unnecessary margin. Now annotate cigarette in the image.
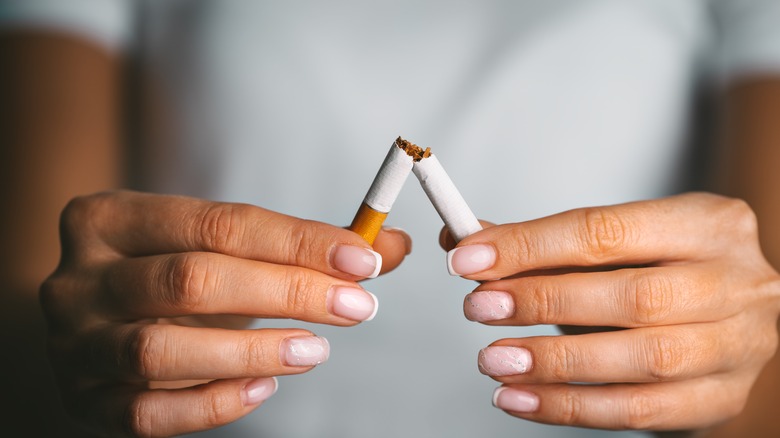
[349,137,417,244]
[412,148,482,243]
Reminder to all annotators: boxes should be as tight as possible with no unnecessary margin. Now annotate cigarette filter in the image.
[349,138,416,244]
[413,152,482,243]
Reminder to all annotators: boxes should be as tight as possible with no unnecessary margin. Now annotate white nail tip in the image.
[368,249,382,279]
[492,387,506,407]
[446,249,458,276]
[365,291,379,321]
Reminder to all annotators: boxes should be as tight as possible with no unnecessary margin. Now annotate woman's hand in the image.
[444,192,780,431]
[40,190,410,437]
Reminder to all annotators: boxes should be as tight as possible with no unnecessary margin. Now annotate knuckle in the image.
[717,197,758,239]
[59,191,127,259]
[285,219,319,267]
[528,279,561,324]
[756,321,779,362]
[240,335,269,374]
[644,334,687,381]
[506,226,537,266]
[60,192,117,235]
[559,391,585,425]
[198,203,247,253]
[124,394,153,437]
[132,325,166,380]
[724,388,750,420]
[38,273,81,331]
[624,389,662,429]
[580,208,631,259]
[546,341,579,381]
[630,273,674,325]
[166,253,214,312]
[38,275,64,321]
[202,390,236,428]
[282,271,318,317]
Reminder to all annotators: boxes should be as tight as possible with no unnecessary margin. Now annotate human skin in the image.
[442,80,780,435]
[0,33,410,436]
[39,190,410,436]
[3,30,780,437]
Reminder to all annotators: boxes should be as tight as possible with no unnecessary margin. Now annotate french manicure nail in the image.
[243,377,278,406]
[332,245,382,278]
[478,346,532,376]
[447,244,496,276]
[464,291,515,322]
[492,387,539,413]
[328,286,379,321]
[281,336,330,366]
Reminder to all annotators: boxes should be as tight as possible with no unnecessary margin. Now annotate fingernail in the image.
[281,336,330,366]
[492,387,539,413]
[243,377,278,406]
[332,245,382,278]
[447,244,496,276]
[478,346,532,376]
[328,286,379,321]
[383,227,412,255]
[464,291,515,322]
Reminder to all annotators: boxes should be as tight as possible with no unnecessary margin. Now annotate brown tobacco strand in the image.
[396,136,432,162]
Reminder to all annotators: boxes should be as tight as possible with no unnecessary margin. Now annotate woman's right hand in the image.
[39,190,410,437]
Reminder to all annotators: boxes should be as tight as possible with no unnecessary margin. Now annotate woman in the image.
[2,1,780,436]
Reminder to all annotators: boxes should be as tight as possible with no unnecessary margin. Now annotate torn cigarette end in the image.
[348,138,415,244]
[396,136,431,162]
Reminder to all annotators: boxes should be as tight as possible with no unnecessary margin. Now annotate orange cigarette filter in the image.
[349,204,389,245]
[349,137,428,244]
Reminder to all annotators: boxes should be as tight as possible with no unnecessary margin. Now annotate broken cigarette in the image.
[349,138,416,244]
[412,147,482,243]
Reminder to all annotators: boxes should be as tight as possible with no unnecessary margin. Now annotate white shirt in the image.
[3,1,780,437]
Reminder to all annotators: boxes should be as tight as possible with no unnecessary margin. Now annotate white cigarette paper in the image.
[363,141,414,213]
[413,154,482,242]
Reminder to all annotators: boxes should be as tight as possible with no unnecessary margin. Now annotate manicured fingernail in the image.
[328,286,379,321]
[332,245,382,278]
[383,227,412,255]
[447,244,496,276]
[243,377,278,406]
[464,291,515,322]
[492,387,539,413]
[281,336,330,366]
[478,346,532,376]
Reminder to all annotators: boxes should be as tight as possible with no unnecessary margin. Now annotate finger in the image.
[61,191,393,280]
[447,193,759,280]
[491,374,751,430]
[73,325,327,381]
[465,265,738,327]
[373,227,412,274]
[477,323,744,384]
[439,220,496,251]
[100,252,379,324]
[74,377,277,437]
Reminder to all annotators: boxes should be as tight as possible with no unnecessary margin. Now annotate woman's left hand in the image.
[444,192,780,431]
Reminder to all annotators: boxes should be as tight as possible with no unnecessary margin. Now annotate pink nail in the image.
[447,244,496,276]
[328,286,378,321]
[464,291,514,322]
[492,387,539,413]
[331,245,382,278]
[281,336,330,366]
[478,346,532,376]
[243,377,278,406]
